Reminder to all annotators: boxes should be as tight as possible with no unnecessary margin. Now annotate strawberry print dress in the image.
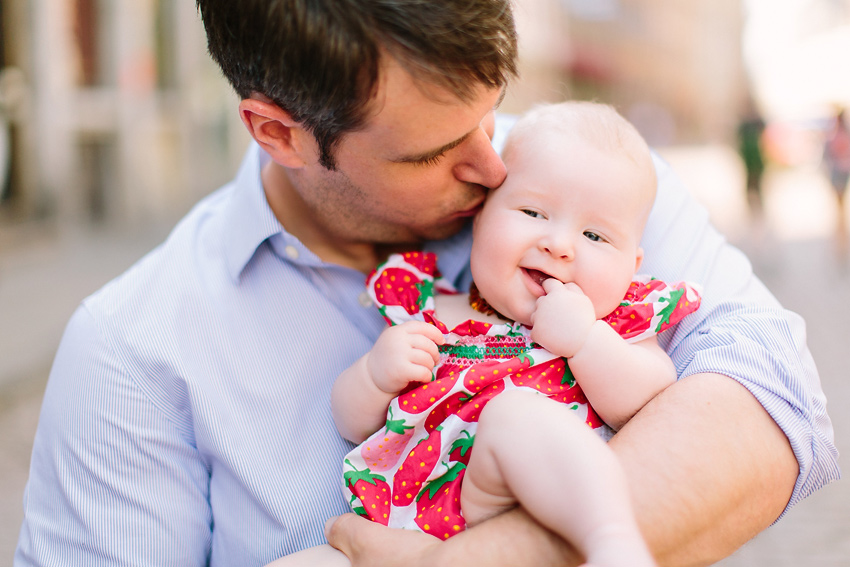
[342,251,701,540]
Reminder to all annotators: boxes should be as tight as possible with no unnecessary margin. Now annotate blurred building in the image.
[745,0,850,122]
[0,0,246,231]
[6,0,843,233]
[506,0,750,147]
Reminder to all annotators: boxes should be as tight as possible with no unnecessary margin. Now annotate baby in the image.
[274,101,701,567]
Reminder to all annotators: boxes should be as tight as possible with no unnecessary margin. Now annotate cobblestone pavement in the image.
[0,157,847,565]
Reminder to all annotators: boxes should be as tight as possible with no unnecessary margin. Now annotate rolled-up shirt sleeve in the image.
[642,153,840,517]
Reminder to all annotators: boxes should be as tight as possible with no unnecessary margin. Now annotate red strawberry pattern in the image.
[604,275,701,340]
[396,362,463,414]
[448,430,475,465]
[343,253,701,537]
[398,251,440,277]
[343,459,392,526]
[372,267,429,316]
[607,300,655,340]
[392,426,444,507]
[414,462,467,539]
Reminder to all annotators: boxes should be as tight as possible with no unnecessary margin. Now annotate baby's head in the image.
[470,101,657,326]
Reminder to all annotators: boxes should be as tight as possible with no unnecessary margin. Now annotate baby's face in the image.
[470,129,654,326]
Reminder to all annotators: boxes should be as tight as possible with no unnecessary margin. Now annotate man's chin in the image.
[417,217,472,242]
[368,217,471,248]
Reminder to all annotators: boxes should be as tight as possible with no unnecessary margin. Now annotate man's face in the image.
[285,57,507,248]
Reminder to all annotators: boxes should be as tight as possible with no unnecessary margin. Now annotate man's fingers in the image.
[324,513,393,557]
[325,512,439,566]
[325,514,358,553]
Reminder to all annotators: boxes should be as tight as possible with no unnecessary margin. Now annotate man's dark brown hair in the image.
[196,0,518,169]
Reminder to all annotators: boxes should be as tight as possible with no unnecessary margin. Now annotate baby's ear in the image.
[634,247,644,272]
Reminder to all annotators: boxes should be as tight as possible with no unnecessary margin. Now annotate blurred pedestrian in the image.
[823,107,850,260]
[737,105,767,214]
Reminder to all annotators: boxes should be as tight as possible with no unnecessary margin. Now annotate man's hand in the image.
[325,509,579,567]
[366,321,444,394]
[530,279,595,357]
[325,514,440,567]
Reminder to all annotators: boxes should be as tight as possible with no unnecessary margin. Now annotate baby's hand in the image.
[530,279,596,358]
[366,321,445,394]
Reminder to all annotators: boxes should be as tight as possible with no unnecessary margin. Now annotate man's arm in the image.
[327,371,796,566]
[612,372,796,564]
[15,305,212,567]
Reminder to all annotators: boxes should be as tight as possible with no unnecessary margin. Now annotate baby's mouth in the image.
[524,268,553,287]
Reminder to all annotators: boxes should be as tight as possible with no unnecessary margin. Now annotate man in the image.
[16,1,838,566]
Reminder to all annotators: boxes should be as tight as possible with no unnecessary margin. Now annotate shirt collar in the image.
[222,142,287,282]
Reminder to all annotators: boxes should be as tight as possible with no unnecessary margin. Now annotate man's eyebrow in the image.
[392,129,475,164]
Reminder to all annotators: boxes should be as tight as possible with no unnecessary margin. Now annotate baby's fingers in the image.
[407,349,439,381]
[408,332,442,366]
[402,320,445,345]
[561,281,585,295]
[542,278,584,296]
[541,277,564,295]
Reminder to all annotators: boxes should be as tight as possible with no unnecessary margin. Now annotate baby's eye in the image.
[522,209,543,219]
[584,231,603,242]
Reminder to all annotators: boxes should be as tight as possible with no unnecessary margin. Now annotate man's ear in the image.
[634,246,644,273]
[238,96,314,168]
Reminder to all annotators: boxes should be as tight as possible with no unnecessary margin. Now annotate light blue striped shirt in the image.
[16,128,839,566]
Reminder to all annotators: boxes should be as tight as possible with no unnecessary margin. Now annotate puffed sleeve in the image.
[366,251,455,327]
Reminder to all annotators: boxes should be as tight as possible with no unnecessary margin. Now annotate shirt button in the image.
[358,292,373,308]
[284,245,299,260]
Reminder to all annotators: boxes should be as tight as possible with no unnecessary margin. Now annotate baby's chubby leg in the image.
[461,389,657,567]
[264,544,350,567]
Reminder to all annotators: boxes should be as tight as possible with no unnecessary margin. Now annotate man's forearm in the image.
[429,506,581,566]
[614,372,797,565]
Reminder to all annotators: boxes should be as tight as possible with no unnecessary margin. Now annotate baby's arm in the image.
[331,321,445,443]
[568,326,675,430]
[531,279,675,431]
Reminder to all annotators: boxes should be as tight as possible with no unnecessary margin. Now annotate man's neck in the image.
[261,161,415,274]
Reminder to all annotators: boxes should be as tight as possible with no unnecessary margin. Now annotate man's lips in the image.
[454,202,484,218]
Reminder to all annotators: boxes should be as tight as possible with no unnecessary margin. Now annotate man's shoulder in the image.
[84,184,236,329]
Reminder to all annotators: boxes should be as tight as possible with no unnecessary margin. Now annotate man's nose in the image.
[452,128,507,190]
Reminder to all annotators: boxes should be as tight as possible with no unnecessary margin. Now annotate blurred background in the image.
[0,0,847,564]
